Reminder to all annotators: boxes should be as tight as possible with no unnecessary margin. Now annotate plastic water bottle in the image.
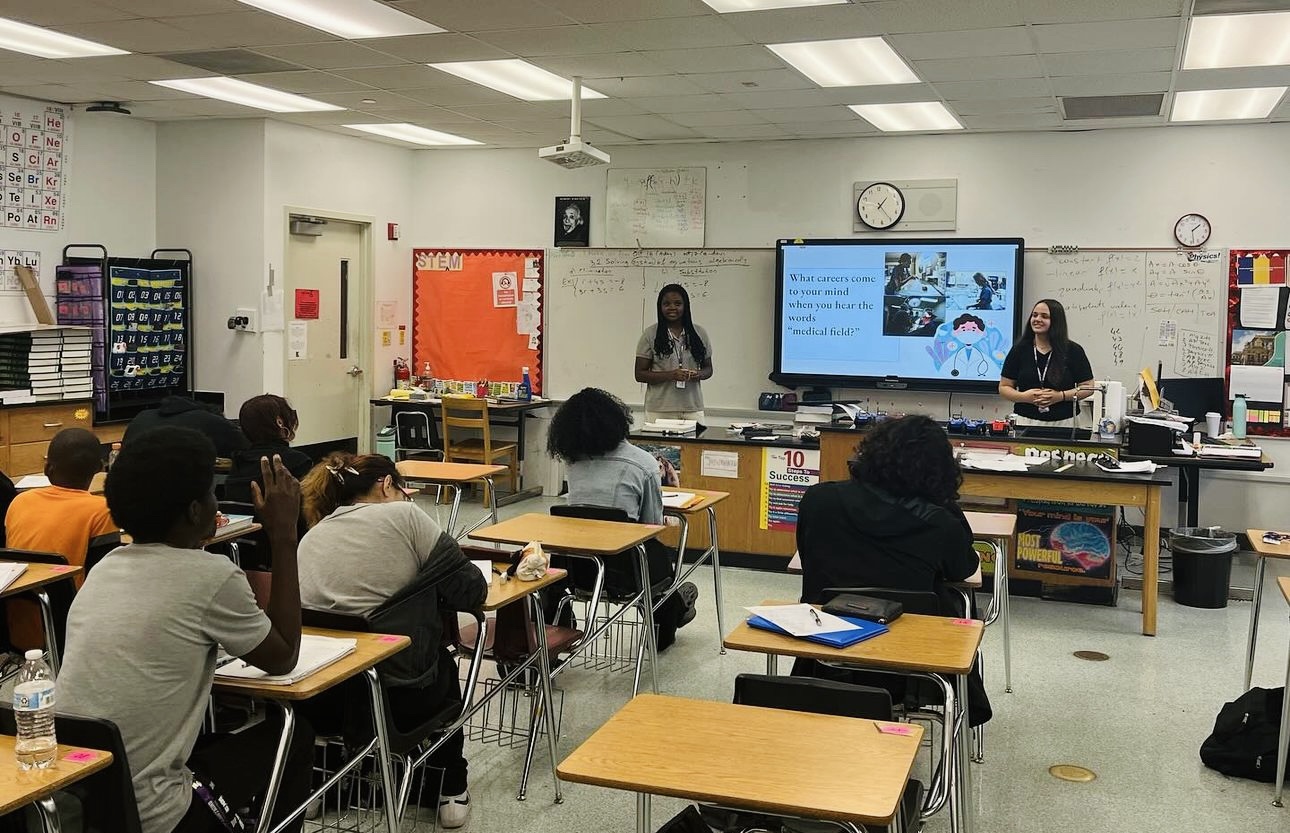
[107,441,121,470]
[518,366,532,402]
[13,649,56,770]
[1232,395,1248,440]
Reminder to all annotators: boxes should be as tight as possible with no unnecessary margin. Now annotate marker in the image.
[1054,463,1074,473]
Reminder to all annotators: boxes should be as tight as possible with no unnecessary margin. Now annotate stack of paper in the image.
[0,563,27,593]
[215,634,357,685]
[29,331,62,402]
[793,404,834,426]
[640,418,697,435]
[959,454,1041,472]
[661,491,700,509]
[214,513,256,535]
[60,329,94,401]
[1198,440,1262,459]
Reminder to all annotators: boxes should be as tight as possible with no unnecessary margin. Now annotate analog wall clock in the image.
[1174,213,1211,248]
[856,182,906,230]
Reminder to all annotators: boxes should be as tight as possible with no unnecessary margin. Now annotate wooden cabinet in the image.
[0,402,95,476]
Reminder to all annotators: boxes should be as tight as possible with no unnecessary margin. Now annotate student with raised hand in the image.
[634,283,713,424]
[296,451,487,829]
[225,394,314,505]
[58,427,313,833]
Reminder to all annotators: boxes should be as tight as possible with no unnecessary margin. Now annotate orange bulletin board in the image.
[412,249,543,394]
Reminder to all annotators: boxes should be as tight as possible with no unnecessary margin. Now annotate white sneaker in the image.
[438,790,471,829]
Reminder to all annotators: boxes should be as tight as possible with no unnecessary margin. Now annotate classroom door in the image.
[284,219,366,446]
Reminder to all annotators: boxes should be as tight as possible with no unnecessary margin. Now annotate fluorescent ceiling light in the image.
[0,16,128,58]
[428,59,606,101]
[701,0,847,11]
[1170,87,1286,122]
[1183,12,1290,70]
[234,0,443,39]
[345,123,481,146]
[768,37,919,87]
[849,102,962,132]
[150,77,342,112]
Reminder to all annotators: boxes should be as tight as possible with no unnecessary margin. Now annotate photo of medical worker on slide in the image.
[883,252,946,337]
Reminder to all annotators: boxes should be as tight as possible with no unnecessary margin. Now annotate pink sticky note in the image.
[378,635,402,643]
[63,750,98,763]
[50,565,73,573]
[877,724,915,736]
[952,618,974,625]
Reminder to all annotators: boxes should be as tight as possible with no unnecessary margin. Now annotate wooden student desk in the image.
[662,488,729,654]
[724,603,983,833]
[470,513,666,695]
[964,510,1016,693]
[557,694,923,833]
[1243,530,1290,692]
[1275,576,1290,808]
[0,563,81,676]
[0,736,112,832]
[213,628,410,833]
[396,460,506,538]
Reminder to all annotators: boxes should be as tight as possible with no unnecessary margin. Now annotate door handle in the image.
[346,366,364,377]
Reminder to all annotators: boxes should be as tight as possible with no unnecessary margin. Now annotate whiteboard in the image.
[605,167,706,248]
[545,247,774,409]
[1023,250,1224,387]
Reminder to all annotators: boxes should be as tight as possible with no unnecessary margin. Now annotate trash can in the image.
[375,426,397,460]
[1170,527,1238,609]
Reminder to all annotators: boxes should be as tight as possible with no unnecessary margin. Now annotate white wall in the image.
[155,119,266,414]
[409,123,1290,531]
[0,105,156,323]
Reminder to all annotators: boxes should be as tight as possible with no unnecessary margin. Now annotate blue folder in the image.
[747,614,888,648]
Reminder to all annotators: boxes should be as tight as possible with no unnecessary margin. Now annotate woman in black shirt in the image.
[999,298,1094,426]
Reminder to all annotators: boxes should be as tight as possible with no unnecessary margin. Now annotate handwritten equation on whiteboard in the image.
[605,167,706,248]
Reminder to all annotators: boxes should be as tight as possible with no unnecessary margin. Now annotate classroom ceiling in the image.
[1,0,1288,148]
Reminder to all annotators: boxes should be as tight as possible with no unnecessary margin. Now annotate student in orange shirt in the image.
[4,428,117,651]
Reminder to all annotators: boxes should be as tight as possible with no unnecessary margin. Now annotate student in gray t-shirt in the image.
[58,427,312,833]
[634,283,713,423]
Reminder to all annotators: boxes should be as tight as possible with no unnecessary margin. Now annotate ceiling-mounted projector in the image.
[540,75,609,169]
[539,138,609,169]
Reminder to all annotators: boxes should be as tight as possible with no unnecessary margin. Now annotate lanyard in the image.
[668,329,688,369]
[1034,346,1050,385]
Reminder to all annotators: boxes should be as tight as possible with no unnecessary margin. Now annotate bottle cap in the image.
[24,649,42,660]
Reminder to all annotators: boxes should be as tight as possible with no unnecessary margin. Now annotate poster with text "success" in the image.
[759,447,820,532]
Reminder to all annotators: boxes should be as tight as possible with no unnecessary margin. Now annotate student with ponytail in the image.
[296,452,486,828]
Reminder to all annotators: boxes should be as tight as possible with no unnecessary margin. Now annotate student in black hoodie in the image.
[224,395,313,505]
[794,414,991,725]
[123,396,248,458]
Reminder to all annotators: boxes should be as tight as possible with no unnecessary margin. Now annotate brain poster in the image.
[1014,501,1118,586]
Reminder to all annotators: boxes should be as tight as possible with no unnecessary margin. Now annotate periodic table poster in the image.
[1,102,67,232]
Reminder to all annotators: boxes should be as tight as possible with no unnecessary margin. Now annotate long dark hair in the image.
[847,415,961,507]
[651,284,708,366]
[547,387,632,463]
[1015,298,1073,387]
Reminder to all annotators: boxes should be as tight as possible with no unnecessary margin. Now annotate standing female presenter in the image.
[634,284,713,424]
[999,299,1094,427]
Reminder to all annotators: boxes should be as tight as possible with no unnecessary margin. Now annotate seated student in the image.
[224,394,313,505]
[546,387,697,649]
[794,414,991,725]
[3,427,117,650]
[123,395,248,458]
[58,428,313,833]
[297,452,487,829]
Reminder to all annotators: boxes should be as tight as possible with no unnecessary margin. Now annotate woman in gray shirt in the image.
[634,284,713,423]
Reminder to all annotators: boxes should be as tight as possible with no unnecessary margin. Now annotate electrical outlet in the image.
[235,306,258,333]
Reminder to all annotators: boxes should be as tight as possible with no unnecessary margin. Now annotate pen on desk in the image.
[1054,463,1073,473]
[808,608,822,627]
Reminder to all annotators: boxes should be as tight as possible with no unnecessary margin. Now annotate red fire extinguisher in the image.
[393,358,411,389]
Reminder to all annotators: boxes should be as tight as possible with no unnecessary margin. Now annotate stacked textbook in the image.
[0,327,94,404]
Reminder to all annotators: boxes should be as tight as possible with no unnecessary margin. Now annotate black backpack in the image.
[1200,687,1285,782]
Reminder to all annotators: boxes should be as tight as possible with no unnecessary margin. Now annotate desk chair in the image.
[84,532,123,576]
[731,674,924,833]
[214,500,266,571]
[0,548,75,664]
[395,411,444,463]
[439,398,517,505]
[0,704,142,833]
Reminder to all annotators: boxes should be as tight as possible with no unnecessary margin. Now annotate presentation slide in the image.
[777,240,1022,386]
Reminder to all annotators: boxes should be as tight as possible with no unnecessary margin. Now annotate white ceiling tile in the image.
[789,119,877,136]
[891,26,1033,59]
[538,0,708,24]
[1041,48,1176,77]
[1021,0,1184,24]
[1175,66,1290,91]
[631,93,739,113]
[395,84,518,107]
[579,98,648,116]
[276,109,375,126]
[151,96,265,117]
[251,43,403,70]
[1049,71,1171,97]
[584,114,699,139]
[960,112,1063,129]
[486,117,575,135]
[666,109,769,127]
[360,34,513,63]
[0,83,90,102]
[588,74,710,97]
[472,26,629,58]
[757,104,858,123]
[160,12,337,48]
[386,0,574,31]
[720,88,855,108]
[438,101,570,120]
[818,82,940,104]
[863,0,1026,33]
[583,16,749,51]
[933,77,1053,99]
[105,0,244,15]
[312,90,424,109]
[913,54,1043,82]
[330,65,464,89]
[530,52,671,79]
[0,59,131,85]
[951,96,1058,115]
[117,101,201,119]
[72,79,211,101]
[51,18,219,53]
[70,53,214,80]
[0,0,135,25]
[1030,18,1182,53]
[719,5,882,43]
[351,107,485,125]
[640,45,785,74]
[695,123,791,139]
[687,68,815,94]
[235,71,374,94]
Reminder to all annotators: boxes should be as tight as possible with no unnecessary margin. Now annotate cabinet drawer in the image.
[8,404,92,444]
[9,441,49,476]
[0,447,9,475]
